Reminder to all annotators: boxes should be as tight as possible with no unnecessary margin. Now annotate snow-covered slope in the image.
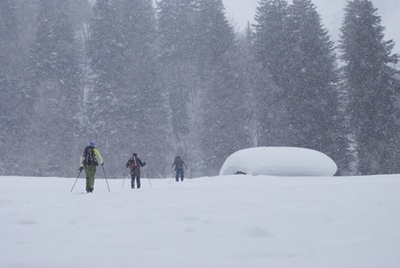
[219,147,338,176]
[1,174,399,268]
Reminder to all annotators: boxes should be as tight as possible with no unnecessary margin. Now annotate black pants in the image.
[130,168,141,189]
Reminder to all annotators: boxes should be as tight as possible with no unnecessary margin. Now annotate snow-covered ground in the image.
[1,174,399,268]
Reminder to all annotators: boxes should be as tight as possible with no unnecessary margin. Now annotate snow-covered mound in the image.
[219,147,337,176]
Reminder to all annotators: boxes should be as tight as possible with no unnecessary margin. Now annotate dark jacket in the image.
[126,155,145,170]
[172,157,187,170]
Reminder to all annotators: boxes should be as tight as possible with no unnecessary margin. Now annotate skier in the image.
[79,141,104,193]
[126,153,146,189]
[172,156,188,182]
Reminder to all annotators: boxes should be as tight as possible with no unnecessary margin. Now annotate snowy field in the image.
[1,174,399,268]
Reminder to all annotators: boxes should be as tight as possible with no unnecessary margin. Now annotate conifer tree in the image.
[118,0,169,176]
[157,0,196,60]
[254,0,289,88]
[0,0,18,121]
[87,0,122,136]
[24,0,81,176]
[193,0,251,175]
[253,0,348,173]
[88,0,168,176]
[253,0,291,146]
[193,0,234,74]
[0,0,25,174]
[285,0,344,163]
[157,0,194,155]
[339,0,400,174]
[237,23,269,147]
[199,53,252,175]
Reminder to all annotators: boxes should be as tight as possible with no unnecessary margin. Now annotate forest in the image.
[0,0,399,178]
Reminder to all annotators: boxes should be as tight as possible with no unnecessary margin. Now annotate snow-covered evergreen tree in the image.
[339,0,400,174]
[157,0,194,157]
[199,54,252,175]
[254,0,290,87]
[23,0,81,176]
[88,0,168,176]
[236,24,271,148]
[284,0,346,172]
[193,0,233,74]
[253,0,348,174]
[0,0,25,174]
[87,0,122,138]
[193,0,250,175]
[253,0,291,147]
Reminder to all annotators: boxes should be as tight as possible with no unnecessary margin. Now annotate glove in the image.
[79,167,83,171]
[101,162,104,166]
[142,162,146,167]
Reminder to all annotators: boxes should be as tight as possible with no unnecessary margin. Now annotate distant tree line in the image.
[0,0,399,177]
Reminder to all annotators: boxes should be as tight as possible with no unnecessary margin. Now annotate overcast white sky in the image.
[223,0,400,54]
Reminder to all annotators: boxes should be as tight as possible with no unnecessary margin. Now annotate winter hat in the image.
[88,141,96,147]
[133,153,137,156]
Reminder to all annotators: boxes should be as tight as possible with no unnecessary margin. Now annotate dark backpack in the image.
[83,146,98,166]
[175,158,184,169]
[127,156,141,170]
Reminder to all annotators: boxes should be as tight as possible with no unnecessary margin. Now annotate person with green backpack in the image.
[79,141,104,193]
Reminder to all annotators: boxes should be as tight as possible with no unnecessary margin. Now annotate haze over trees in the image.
[0,0,399,177]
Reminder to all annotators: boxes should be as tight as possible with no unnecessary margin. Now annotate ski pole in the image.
[188,159,192,179]
[147,172,152,188]
[101,165,111,192]
[122,168,127,188]
[71,169,83,192]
